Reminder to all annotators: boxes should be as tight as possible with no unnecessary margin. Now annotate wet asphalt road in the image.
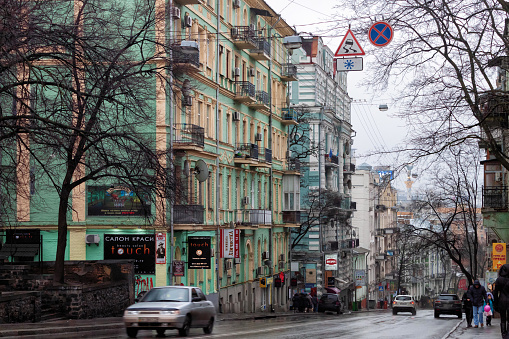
[4,309,469,339]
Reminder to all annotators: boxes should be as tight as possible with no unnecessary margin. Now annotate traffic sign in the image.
[368,21,393,47]
[379,285,384,291]
[336,57,363,71]
[334,29,365,57]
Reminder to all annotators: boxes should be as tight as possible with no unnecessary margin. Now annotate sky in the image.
[265,0,413,191]
[264,1,406,160]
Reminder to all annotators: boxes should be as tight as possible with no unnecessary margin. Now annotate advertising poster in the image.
[493,243,507,270]
[355,270,366,286]
[220,229,240,258]
[87,185,151,216]
[325,253,338,270]
[173,260,185,276]
[155,233,166,264]
[188,236,211,269]
[104,234,155,274]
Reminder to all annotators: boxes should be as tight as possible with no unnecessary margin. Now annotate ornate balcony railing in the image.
[483,185,508,209]
[281,63,298,81]
[233,81,255,99]
[234,143,258,160]
[234,209,272,225]
[173,123,204,147]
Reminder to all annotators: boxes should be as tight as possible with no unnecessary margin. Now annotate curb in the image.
[0,322,124,337]
[441,318,463,339]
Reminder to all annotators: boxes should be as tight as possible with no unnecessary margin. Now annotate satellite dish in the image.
[194,160,209,182]
[183,160,190,177]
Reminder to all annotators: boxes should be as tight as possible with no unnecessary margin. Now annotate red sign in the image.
[458,278,468,291]
[326,258,337,265]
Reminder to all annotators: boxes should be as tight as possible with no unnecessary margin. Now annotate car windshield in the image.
[141,288,189,302]
[395,296,412,301]
[439,295,457,300]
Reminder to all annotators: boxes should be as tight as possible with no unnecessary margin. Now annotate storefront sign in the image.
[104,234,155,274]
[173,260,185,276]
[6,229,40,244]
[493,243,507,270]
[220,229,240,258]
[188,236,211,269]
[87,185,151,216]
[325,254,338,270]
[155,233,166,264]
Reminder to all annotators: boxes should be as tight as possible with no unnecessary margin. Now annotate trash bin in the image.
[352,302,358,311]
[369,300,376,309]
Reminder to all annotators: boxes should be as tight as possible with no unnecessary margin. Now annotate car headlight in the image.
[160,310,180,315]
[126,310,140,315]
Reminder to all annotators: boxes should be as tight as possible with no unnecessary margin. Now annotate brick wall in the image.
[0,291,41,323]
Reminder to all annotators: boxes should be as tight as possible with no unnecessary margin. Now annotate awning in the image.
[325,287,341,294]
[0,243,39,259]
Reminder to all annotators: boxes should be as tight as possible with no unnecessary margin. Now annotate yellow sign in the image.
[493,243,507,270]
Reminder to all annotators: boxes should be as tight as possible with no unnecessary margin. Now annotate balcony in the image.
[479,93,509,128]
[173,123,204,151]
[250,148,272,168]
[248,90,270,111]
[234,209,272,226]
[483,185,508,210]
[281,64,298,82]
[234,143,259,165]
[281,108,299,125]
[173,204,204,224]
[343,163,356,173]
[174,0,201,4]
[286,158,301,173]
[172,46,200,71]
[233,81,255,103]
[325,154,339,167]
[231,26,257,49]
[282,211,301,224]
[249,37,271,60]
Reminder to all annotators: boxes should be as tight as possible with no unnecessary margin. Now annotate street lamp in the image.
[378,104,389,111]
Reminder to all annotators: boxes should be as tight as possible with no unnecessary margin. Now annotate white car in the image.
[123,286,216,338]
[392,295,417,315]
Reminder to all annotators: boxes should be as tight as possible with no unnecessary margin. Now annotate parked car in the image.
[392,295,417,315]
[123,286,216,338]
[434,293,462,319]
[318,293,343,314]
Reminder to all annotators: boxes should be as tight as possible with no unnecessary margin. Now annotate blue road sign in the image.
[368,21,393,47]
[379,285,384,291]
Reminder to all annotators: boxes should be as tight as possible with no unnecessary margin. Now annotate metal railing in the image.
[255,90,270,106]
[172,49,200,68]
[252,38,271,56]
[234,81,255,98]
[483,185,508,209]
[282,64,297,78]
[231,26,257,45]
[282,107,299,122]
[173,123,204,147]
[258,148,272,163]
[325,154,339,165]
[173,204,204,224]
[234,209,272,225]
[287,157,301,171]
[234,143,258,160]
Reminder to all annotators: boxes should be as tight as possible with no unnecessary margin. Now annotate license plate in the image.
[140,317,158,322]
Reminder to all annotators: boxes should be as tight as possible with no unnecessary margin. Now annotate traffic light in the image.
[290,278,297,286]
[260,277,267,288]
[274,277,282,288]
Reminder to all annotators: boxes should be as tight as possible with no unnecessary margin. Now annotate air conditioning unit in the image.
[182,95,193,106]
[279,254,285,261]
[171,7,181,19]
[495,172,503,182]
[233,67,240,77]
[225,259,232,270]
[262,251,269,260]
[256,266,264,276]
[242,196,250,205]
[234,257,241,264]
[255,133,262,142]
[231,27,239,39]
[85,234,100,245]
[232,0,240,9]
[184,15,192,28]
[232,111,241,121]
[248,67,255,77]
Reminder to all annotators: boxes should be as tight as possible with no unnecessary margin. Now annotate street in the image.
[2,310,471,339]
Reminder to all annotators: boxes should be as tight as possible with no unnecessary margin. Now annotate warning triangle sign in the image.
[334,29,365,57]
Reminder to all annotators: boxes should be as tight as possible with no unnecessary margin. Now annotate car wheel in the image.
[336,307,341,315]
[156,329,165,336]
[126,328,138,338]
[393,309,397,315]
[434,311,439,318]
[178,315,191,337]
[203,317,214,334]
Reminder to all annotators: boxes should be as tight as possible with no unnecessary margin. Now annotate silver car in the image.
[123,286,216,338]
[392,295,417,315]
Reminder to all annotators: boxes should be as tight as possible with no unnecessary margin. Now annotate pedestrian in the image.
[485,293,494,326]
[305,293,313,313]
[292,293,301,313]
[311,293,318,312]
[494,263,509,338]
[467,279,488,328]
[462,288,473,328]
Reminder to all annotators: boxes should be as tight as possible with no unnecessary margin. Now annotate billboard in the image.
[155,233,166,264]
[493,243,507,270]
[325,254,338,270]
[87,185,151,216]
[220,229,240,258]
[188,236,211,269]
[104,234,155,274]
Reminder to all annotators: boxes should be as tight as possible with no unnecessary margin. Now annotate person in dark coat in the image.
[467,279,488,328]
[462,288,473,327]
[494,263,509,338]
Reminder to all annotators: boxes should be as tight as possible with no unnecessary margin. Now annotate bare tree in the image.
[0,0,181,283]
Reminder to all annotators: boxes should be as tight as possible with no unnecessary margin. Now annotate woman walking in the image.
[494,263,509,338]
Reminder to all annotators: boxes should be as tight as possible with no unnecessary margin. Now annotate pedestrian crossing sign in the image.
[334,29,365,57]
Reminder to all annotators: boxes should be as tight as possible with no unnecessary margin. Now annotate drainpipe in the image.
[168,0,174,285]
[215,0,221,308]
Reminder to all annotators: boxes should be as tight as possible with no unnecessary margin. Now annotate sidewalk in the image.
[0,307,384,337]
